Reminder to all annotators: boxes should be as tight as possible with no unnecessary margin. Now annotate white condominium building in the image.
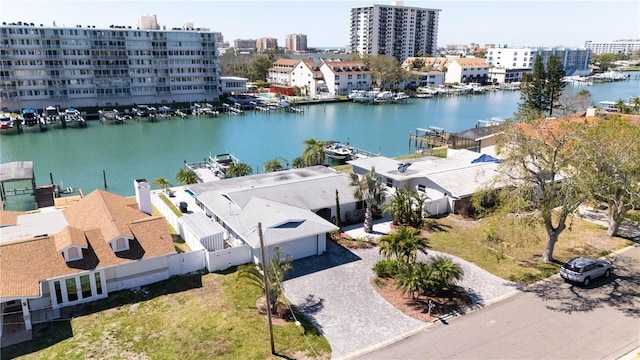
[349,3,440,62]
[487,46,590,76]
[0,21,221,111]
[585,40,640,55]
[285,33,307,53]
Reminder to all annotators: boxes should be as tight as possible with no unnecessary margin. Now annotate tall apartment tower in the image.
[285,33,308,53]
[256,37,278,53]
[349,3,441,62]
[0,20,221,110]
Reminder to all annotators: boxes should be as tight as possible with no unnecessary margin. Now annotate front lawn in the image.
[3,269,330,360]
[426,214,633,284]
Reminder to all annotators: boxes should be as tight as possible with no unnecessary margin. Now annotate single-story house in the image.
[183,166,361,263]
[0,186,177,347]
[348,149,503,216]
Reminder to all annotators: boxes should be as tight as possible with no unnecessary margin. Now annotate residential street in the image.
[356,245,640,360]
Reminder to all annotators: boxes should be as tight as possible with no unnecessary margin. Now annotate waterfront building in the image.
[319,60,371,95]
[406,70,445,88]
[349,3,441,62]
[220,76,248,95]
[487,46,591,78]
[285,33,308,53]
[488,67,531,84]
[585,39,640,55]
[401,57,489,85]
[266,58,300,85]
[0,21,222,111]
[256,37,278,54]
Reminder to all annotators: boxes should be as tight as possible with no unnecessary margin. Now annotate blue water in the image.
[1,75,638,208]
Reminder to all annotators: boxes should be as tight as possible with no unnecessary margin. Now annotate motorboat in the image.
[98,109,121,123]
[44,105,61,123]
[64,108,87,127]
[324,142,353,160]
[393,92,410,101]
[208,153,240,177]
[376,91,393,100]
[21,108,39,127]
[0,113,15,131]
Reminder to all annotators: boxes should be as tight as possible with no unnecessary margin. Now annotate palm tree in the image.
[349,167,387,233]
[378,226,429,268]
[291,157,305,169]
[302,138,326,166]
[395,263,423,299]
[226,162,253,178]
[263,158,283,173]
[429,255,464,292]
[237,247,292,316]
[175,168,198,184]
[153,177,171,191]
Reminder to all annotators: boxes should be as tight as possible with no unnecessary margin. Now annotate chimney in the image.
[135,178,152,215]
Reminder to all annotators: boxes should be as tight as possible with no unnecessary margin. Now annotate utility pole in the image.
[258,222,276,355]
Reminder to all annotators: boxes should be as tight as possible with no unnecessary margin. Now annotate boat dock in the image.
[223,103,244,115]
[409,127,450,148]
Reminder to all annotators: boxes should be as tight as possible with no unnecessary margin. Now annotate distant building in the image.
[585,40,640,55]
[487,46,590,77]
[285,33,308,53]
[137,15,159,30]
[488,68,531,84]
[0,21,222,110]
[402,57,489,85]
[220,76,249,95]
[319,60,371,95]
[234,39,257,52]
[256,37,278,53]
[349,3,441,62]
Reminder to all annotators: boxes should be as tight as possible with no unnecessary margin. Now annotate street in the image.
[356,245,640,360]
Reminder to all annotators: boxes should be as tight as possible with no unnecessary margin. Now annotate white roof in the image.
[0,210,68,243]
[181,212,225,239]
[427,163,500,198]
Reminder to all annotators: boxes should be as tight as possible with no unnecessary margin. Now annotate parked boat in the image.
[20,108,47,131]
[64,108,87,127]
[44,106,61,123]
[210,153,240,175]
[393,92,410,101]
[0,112,17,133]
[324,141,353,160]
[98,109,122,123]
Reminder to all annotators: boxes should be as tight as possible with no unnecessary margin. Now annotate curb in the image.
[336,288,521,360]
[617,347,640,360]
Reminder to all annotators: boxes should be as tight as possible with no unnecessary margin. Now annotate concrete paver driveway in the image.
[284,220,518,359]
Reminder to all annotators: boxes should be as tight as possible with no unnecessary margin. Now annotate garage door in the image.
[270,236,318,261]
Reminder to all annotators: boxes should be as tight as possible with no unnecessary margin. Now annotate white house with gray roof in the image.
[178,166,362,266]
[348,149,502,215]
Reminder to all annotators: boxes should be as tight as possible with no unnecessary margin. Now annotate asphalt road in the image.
[357,245,640,360]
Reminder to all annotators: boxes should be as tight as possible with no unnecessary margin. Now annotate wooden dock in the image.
[409,127,450,149]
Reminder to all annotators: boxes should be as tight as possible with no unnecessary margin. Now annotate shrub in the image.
[373,259,399,278]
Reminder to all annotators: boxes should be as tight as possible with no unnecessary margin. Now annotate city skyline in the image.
[2,0,639,48]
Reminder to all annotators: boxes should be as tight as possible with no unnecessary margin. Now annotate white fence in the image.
[151,191,182,233]
[424,197,450,216]
[168,251,206,276]
[206,245,252,272]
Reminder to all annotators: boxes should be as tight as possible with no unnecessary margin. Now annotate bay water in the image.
[0,75,638,210]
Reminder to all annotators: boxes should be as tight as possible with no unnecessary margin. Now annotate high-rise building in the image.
[585,40,640,55]
[256,37,278,53]
[349,3,440,62]
[285,33,308,53]
[0,21,221,110]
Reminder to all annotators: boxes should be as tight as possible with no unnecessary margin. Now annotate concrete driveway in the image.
[283,219,518,359]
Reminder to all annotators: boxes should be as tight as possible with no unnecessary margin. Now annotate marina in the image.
[0,74,637,210]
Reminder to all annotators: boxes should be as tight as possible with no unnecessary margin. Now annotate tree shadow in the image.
[285,240,361,280]
[522,252,640,317]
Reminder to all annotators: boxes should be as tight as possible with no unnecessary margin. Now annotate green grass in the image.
[159,193,183,218]
[626,209,640,224]
[4,270,330,360]
[425,214,631,284]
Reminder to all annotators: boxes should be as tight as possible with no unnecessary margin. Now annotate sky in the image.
[1,0,639,48]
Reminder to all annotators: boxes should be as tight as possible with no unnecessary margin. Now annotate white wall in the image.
[206,244,252,272]
[104,256,170,292]
[168,251,206,276]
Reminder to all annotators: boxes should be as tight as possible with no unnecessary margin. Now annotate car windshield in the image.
[562,263,581,272]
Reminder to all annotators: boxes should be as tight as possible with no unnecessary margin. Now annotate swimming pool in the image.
[184,189,195,197]
[256,93,275,99]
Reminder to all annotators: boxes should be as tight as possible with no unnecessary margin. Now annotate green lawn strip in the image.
[159,193,183,217]
[6,270,330,360]
[426,214,630,285]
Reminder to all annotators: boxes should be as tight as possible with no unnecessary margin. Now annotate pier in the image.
[409,127,450,149]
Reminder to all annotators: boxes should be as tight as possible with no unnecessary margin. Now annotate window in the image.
[95,273,103,295]
[113,237,129,252]
[54,281,63,305]
[66,278,78,302]
[386,178,393,187]
[418,184,426,192]
[80,275,92,299]
[67,246,81,261]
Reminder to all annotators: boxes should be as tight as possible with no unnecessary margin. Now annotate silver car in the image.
[560,257,613,286]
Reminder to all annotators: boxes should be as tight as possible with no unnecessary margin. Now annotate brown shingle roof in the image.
[53,226,88,252]
[0,190,175,298]
[0,210,23,226]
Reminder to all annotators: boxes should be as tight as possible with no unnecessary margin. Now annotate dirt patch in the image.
[372,277,473,322]
[330,231,376,249]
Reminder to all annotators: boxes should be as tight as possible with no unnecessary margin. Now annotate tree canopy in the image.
[349,167,387,233]
[519,54,566,116]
